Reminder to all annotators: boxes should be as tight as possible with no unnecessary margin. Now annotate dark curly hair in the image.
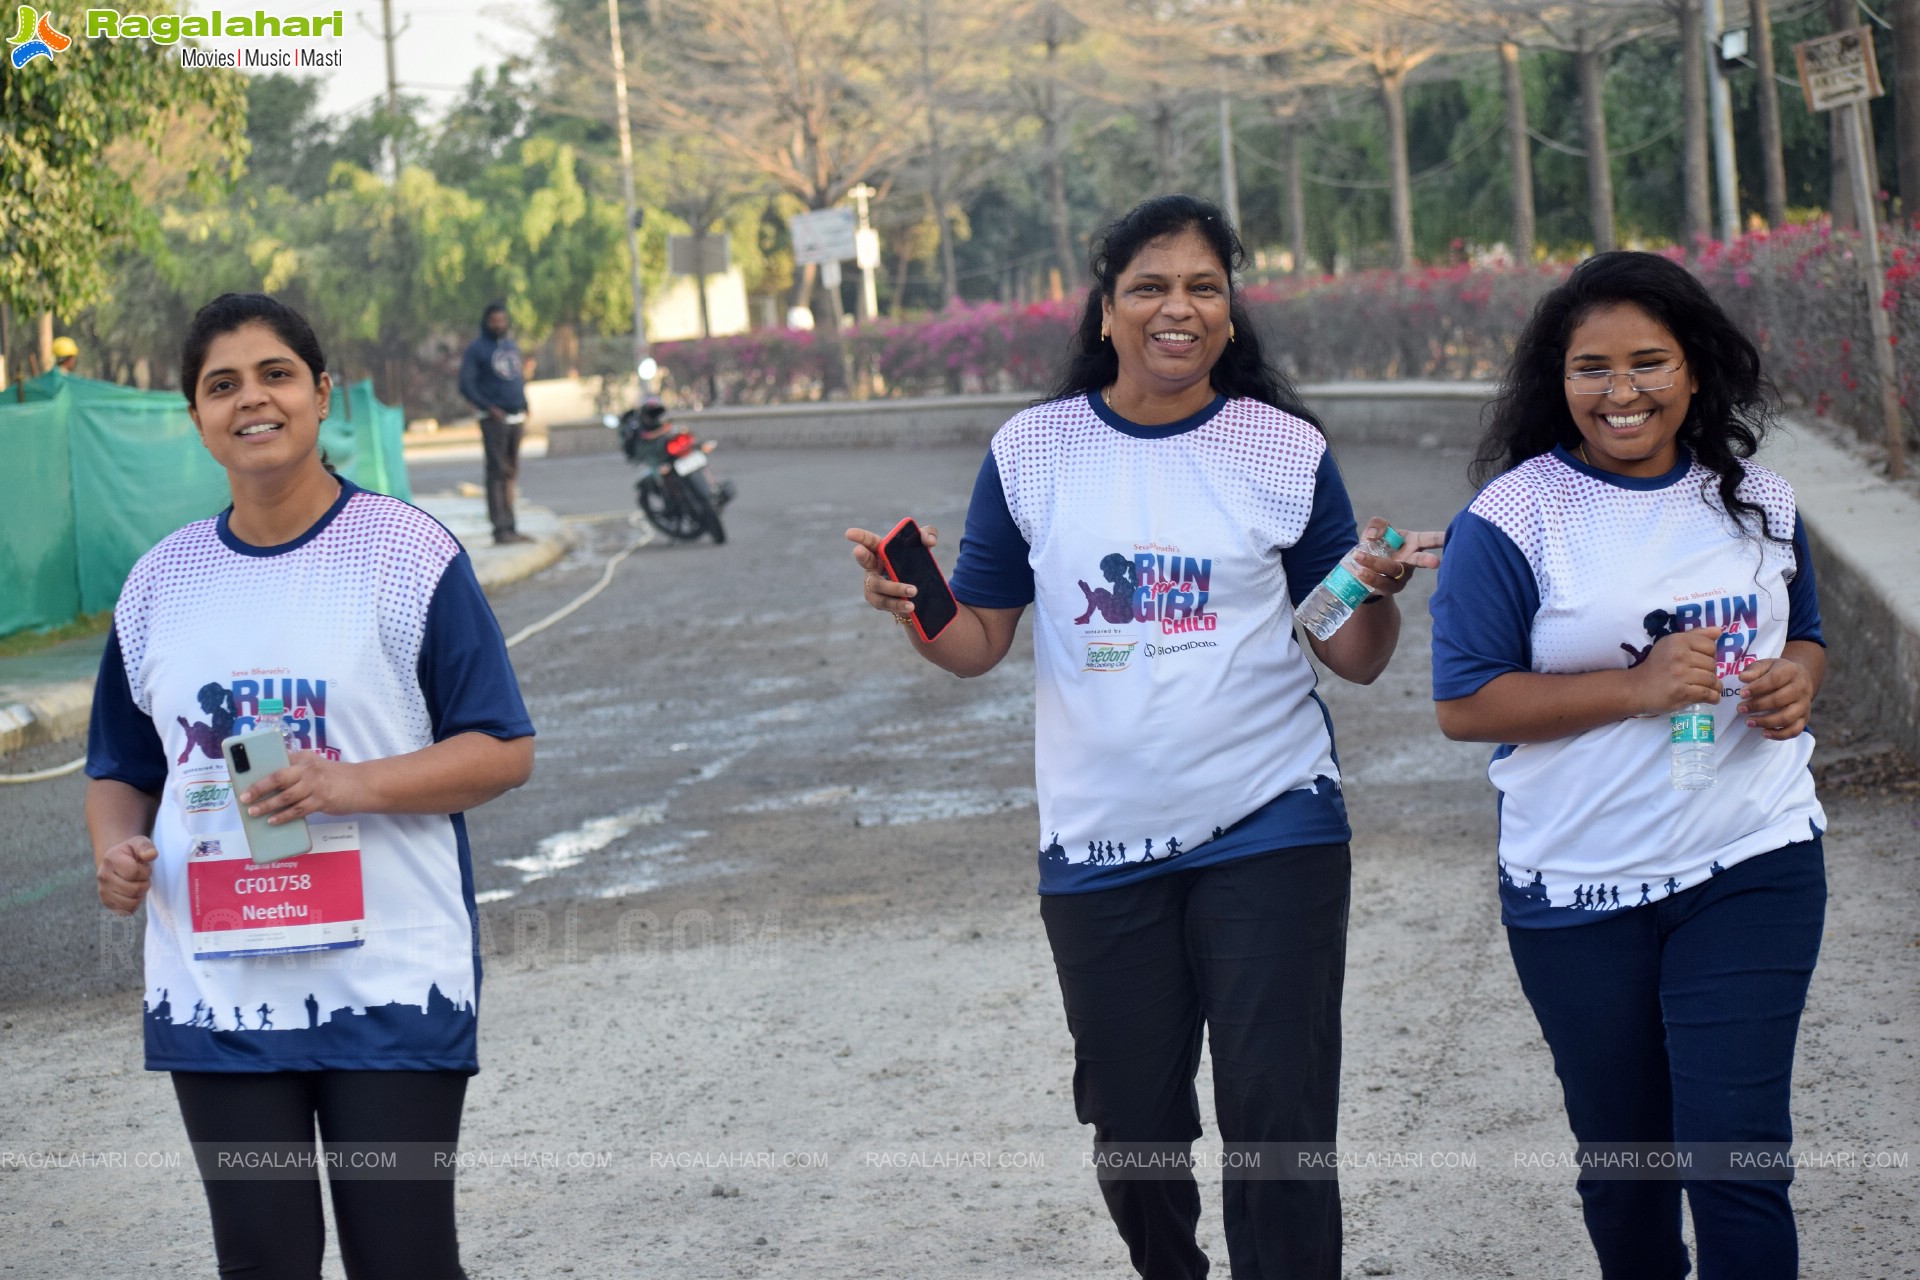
[1045,194,1319,428]
[1473,250,1782,541]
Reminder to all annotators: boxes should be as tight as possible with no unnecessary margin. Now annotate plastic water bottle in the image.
[257,697,300,752]
[1670,703,1716,791]
[1295,526,1407,641]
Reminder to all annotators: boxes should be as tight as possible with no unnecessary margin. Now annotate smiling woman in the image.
[1430,252,1830,1280]
[845,195,1444,1277]
[84,294,535,1278]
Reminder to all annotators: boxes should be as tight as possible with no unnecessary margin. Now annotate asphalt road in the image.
[0,438,1482,1010]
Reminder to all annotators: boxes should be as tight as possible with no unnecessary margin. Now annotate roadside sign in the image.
[1794,27,1883,113]
[855,227,881,271]
[668,234,731,277]
[789,208,857,266]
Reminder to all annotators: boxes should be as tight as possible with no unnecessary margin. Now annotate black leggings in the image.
[171,1070,469,1280]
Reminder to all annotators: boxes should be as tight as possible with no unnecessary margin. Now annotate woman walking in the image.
[1430,250,1827,1279]
[847,195,1441,1278]
[87,293,535,1279]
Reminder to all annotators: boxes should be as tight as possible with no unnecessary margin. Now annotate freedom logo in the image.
[1083,640,1138,673]
[8,6,72,66]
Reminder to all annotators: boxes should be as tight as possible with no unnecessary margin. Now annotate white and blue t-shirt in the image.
[948,392,1359,894]
[1430,446,1825,927]
[87,480,533,1072]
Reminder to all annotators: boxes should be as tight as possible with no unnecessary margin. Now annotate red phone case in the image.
[877,517,960,644]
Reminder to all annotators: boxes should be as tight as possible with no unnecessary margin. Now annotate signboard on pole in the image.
[668,235,731,277]
[1793,27,1884,113]
[788,209,858,266]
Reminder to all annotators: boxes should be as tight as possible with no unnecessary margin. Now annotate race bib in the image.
[188,822,366,960]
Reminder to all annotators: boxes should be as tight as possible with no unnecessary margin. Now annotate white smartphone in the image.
[220,728,313,864]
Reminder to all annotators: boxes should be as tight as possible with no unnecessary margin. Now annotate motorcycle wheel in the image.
[637,474,707,541]
[683,471,727,545]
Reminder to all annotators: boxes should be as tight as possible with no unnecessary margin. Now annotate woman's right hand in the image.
[845,524,933,625]
[1630,627,1724,715]
[97,836,159,916]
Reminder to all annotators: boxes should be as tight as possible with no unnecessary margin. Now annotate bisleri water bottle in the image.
[256,696,300,752]
[1295,526,1406,641]
[1670,702,1716,791]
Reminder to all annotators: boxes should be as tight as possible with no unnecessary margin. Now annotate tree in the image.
[0,26,246,360]
[1512,3,1667,251]
[1749,0,1789,228]
[1670,0,1711,244]
[1007,0,1092,287]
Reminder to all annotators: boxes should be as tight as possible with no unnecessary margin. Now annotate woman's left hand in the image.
[1737,657,1814,740]
[1350,517,1446,599]
[241,753,364,825]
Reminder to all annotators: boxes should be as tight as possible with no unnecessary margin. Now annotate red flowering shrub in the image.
[1691,220,1919,455]
[649,234,1918,460]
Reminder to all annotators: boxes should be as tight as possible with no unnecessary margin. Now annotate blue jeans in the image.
[1506,836,1826,1280]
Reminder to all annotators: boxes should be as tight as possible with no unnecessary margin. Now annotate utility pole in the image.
[1217,86,1240,231]
[849,183,880,321]
[606,0,653,390]
[358,0,410,178]
[1703,0,1741,242]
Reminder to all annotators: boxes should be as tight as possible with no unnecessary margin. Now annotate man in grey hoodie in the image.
[458,302,533,544]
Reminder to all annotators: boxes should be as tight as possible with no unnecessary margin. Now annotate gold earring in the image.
[1229,323,1237,343]
[1099,324,1109,341]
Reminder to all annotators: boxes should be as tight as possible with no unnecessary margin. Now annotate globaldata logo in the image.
[9,6,72,66]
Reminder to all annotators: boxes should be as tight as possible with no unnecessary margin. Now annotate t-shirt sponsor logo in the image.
[1083,641,1138,673]
[182,781,231,814]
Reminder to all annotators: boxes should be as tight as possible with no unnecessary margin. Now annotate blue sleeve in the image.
[1785,512,1824,646]
[1429,510,1541,701]
[1280,450,1360,608]
[85,626,167,792]
[417,553,535,741]
[947,451,1035,609]
[457,343,487,412]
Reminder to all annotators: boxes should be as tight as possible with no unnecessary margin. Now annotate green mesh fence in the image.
[0,373,410,638]
[0,396,82,638]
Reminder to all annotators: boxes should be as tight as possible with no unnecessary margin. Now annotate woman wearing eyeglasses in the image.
[1428,251,1826,1280]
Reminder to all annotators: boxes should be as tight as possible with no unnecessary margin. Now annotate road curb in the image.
[1762,417,1920,763]
[0,680,94,757]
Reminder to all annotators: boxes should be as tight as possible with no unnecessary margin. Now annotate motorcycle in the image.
[607,408,735,545]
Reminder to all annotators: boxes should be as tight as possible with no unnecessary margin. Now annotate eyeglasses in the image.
[1565,361,1684,394]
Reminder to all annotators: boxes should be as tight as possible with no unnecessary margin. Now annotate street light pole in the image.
[606,0,653,390]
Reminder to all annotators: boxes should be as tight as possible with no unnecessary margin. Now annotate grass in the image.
[0,611,112,660]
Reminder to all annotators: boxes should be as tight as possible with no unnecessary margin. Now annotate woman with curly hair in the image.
[1430,250,1827,1279]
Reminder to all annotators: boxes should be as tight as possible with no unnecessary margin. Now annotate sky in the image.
[177,0,529,121]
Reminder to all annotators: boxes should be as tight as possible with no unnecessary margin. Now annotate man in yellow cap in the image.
[51,336,79,375]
